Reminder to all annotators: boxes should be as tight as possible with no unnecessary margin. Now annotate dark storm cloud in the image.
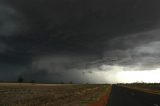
[102,29,160,70]
[0,0,160,83]
[0,2,28,36]
[0,42,7,53]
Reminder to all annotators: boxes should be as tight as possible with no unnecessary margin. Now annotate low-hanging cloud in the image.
[24,29,160,83]
[103,29,160,70]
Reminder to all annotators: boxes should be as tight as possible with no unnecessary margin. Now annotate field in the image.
[119,83,160,95]
[0,83,111,106]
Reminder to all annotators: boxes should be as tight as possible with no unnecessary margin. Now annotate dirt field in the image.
[0,83,111,106]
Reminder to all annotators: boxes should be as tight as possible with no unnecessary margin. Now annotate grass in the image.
[0,83,111,106]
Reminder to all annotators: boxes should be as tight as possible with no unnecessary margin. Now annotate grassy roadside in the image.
[83,85,112,106]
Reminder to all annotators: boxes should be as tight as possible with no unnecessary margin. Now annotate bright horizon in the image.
[82,65,160,84]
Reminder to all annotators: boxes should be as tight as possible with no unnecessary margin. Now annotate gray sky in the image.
[0,0,160,83]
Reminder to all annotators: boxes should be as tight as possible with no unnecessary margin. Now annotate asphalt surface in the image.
[107,85,160,106]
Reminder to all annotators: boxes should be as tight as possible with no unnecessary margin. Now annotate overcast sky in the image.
[0,0,160,83]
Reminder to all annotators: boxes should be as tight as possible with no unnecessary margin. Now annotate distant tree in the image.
[69,81,73,84]
[30,80,35,84]
[61,81,64,84]
[86,82,89,84]
[17,76,24,83]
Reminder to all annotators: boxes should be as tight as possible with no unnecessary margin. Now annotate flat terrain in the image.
[0,83,110,106]
[107,85,160,106]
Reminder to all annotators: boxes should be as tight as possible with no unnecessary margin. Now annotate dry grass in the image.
[0,83,110,106]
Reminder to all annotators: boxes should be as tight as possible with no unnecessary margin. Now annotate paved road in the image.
[107,85,160,106]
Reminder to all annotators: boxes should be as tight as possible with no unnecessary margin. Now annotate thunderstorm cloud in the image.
[0,0,160,83]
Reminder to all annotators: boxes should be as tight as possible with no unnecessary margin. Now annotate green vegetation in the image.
[17,76,24,83]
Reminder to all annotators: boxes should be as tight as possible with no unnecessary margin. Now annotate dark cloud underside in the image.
[0,0,160,83]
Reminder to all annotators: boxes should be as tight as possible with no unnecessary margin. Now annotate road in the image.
[107,85,160,106]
